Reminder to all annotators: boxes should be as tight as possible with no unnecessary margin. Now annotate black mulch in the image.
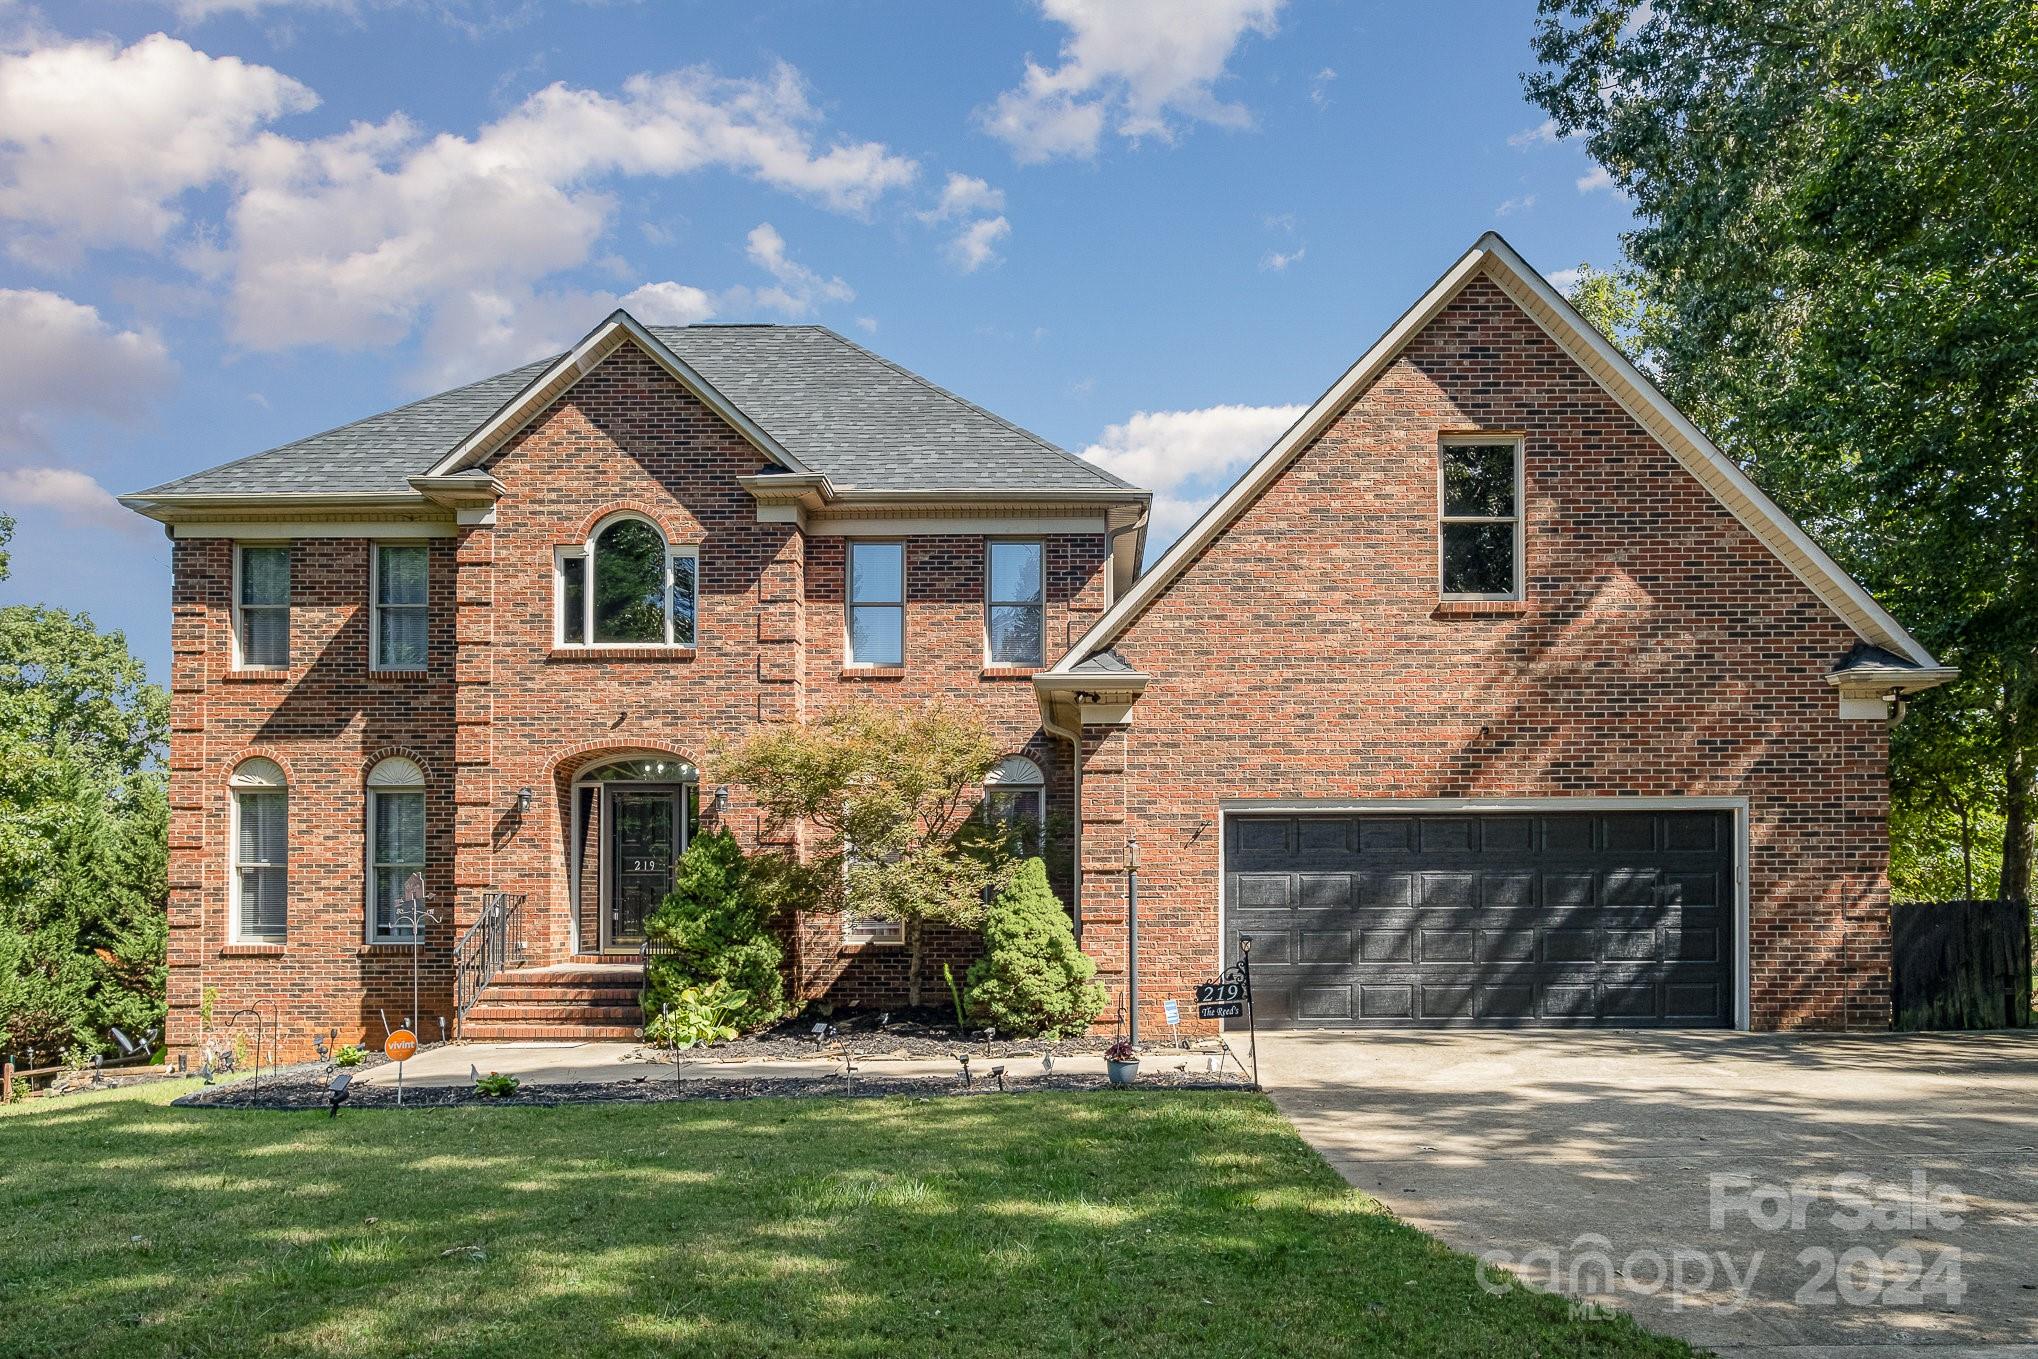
[690,1007,1140,1060]
[173,1066,1244,1113]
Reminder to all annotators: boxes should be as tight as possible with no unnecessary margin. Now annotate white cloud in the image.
[1079,402,1303,548]
[1507,117,1564,148]
[1309,66,1335,108]
[1496,193,1536,217]
[1260,246,1304,271]
[619,280,716,326]
[1576,164,1616,193]
[732,222,853,316]
[0,465,143,533]
[853,315,877,335]
[948,216,1010,273]
[0,33,316,265]
[920,172,1005,221]
[0,289,177,452]
[1544,266,1586,293]
[227,62,911,353]
[981,0,1283,162]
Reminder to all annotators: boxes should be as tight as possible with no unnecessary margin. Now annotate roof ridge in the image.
[130,356,558,497]
[809,326,1139,492]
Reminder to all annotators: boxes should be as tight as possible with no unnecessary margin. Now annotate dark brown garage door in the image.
[1223,810,1736,1028]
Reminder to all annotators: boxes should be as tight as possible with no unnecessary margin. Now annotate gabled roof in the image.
[1051,232,1946,674]
[128,316,1138,502]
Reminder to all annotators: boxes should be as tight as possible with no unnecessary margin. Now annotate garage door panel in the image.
[1225,810,1735,1029]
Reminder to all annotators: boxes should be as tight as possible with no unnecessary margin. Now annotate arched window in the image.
[229,758,288,943]
[555,514,698,647]
[366,757,426,942]
[984,754,1046,853]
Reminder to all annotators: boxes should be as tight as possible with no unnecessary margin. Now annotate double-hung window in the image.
[372,544,428,670]
[985,540,1044,666]
[1439,438,1523,599]
[556,515,698,647]
[366,757,426,942]
[236,544,290,669]
[846,540,904,666]
[229,758,288,943]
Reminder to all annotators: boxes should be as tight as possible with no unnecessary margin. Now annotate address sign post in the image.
[1195,934,1259,1090]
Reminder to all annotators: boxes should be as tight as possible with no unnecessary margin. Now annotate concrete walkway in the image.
[1257,1029,2038,1357]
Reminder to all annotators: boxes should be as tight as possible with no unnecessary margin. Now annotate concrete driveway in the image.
[1257,1030,2038,1357]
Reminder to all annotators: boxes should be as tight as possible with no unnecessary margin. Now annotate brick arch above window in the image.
[361,746,434,785]
[565,501,701,548]
[224,748,294,786]
[546,740,702,783]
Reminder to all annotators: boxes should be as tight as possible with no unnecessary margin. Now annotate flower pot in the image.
[1106,1057,1140,1086]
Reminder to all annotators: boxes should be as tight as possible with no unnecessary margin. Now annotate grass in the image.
[0,1082,1692,1358]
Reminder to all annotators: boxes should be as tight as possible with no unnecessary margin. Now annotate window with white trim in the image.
[229,758,288,943]
[983,754,1046,855]
[1439,438,1523,599]
[372,544,428,670]
[840,833,904,945]
[846,540,905,666]
[366,757,426,942]
[985,540,1044,665]
[235,544,290,669]
[555,515,698,647]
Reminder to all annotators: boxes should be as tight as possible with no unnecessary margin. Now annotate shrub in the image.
[644,980,749,1049]
[640,829,786,1033]
[332,1044,364,1068]
[473,1071,520,1098]
[964,858,1106,1038]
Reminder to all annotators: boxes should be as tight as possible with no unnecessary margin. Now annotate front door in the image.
[603,786,682,950]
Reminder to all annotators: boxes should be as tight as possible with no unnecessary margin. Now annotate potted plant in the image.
[1104,1039,1140,1086]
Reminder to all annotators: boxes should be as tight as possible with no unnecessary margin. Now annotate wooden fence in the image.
[1890,900,2034,1031]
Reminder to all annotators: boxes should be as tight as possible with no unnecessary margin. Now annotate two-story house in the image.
[127,234,1952,1060]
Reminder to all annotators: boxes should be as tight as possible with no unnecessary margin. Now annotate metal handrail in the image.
[453,892,526,1022]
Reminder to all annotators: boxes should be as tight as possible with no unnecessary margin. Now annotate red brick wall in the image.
[162,338,1109,1057]
[1081,272,1892,1034]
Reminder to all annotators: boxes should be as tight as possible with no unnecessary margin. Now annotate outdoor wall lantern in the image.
[714,785,730,813]
[513,786,533,815]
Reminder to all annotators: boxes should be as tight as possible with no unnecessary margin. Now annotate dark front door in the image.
[1224,810,1736,1028]
[605,787,681,949]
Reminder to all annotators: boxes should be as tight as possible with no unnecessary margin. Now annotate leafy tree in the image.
[715,702,1007,1008]
[640,828,787,1033]
[1528,0,2038,897]
[0,516,169,1058]
[964,857,1104,1038]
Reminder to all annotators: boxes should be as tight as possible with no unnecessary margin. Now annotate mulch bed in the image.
[692,1007,1162,1060]
[173,1066,1244,1112]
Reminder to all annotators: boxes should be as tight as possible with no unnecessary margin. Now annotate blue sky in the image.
[0,0,1635,681]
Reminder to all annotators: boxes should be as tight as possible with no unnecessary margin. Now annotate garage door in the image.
[1223,810,1735,1028]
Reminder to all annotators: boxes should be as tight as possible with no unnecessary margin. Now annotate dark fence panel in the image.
[1890,900,2034,1031]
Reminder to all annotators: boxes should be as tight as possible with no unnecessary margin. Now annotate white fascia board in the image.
[1051,232,1946,676]
[1048,242,1490,673]
[425,310,809,478]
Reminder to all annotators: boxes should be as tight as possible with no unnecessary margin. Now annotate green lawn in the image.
[0,1082,1690,1358]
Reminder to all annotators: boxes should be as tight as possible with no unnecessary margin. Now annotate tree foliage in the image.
[0,516,169,1059]
[640,828,788,1033]
[1528,0,2038,897]
[964,857,1104,1038]
[714,702,1007,1007]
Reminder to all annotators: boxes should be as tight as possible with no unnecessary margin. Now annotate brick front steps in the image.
[461,964,645,1042]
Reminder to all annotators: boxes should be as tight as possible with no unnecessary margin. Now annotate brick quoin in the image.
[1080,273,1893,1037]
[164,340,1108,1061]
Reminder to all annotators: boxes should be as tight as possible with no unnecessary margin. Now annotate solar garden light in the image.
[990,1064,1007,1093]
[327,1071,351,1118]
[957,1053,972,1088]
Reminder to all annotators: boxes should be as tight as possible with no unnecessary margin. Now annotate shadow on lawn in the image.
[0,1087,1691,1358]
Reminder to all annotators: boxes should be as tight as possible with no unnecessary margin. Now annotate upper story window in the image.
[984,755,1046,855]
[556,515,698,648]
[366,757,426,942]
[985,540,1044,666]
[1439,437,1523,600]
[846,540,905,666]
[228,758,288,944]
[235,544,290,669]
[372,544,428,671]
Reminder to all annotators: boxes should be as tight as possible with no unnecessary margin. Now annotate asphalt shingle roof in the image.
[134,325,1135,499]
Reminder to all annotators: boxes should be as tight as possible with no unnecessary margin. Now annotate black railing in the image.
[454,891,527,1023]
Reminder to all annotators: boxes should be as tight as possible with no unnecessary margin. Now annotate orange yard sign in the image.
[385,1029,419,1063]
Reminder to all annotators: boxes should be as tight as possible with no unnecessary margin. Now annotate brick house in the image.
[126,233,1950,1059]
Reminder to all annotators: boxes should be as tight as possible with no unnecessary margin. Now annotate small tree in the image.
[640,828,786,1033]
[716,702,1005,1008]
[964,858,1104,1038]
